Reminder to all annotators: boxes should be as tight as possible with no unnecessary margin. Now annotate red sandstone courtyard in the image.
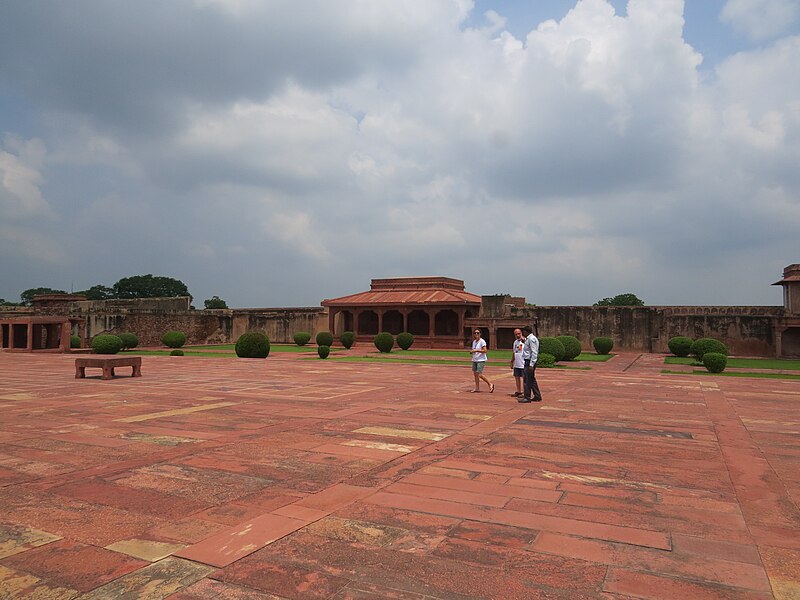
[0,351,798,599]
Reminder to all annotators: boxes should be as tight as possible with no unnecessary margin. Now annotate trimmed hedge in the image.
[118,332,139,350]
[170,349,184,356]
[70,335,81,349]
[397,332,414,351]
[293,332,311,346]
[318,345,330,359]
[668,336,693,357]
[162,331,186,348]
[703,352,727,373]
[340,331,355,349]
[539,337,565,362]
[556,335,581,361]
[691,338,728,362]
[235,332,270,358]
[537,353,556,368]
[92,334,122,355]
[374,332,394,353]
[316,331,334,347]
[593,337,613,354]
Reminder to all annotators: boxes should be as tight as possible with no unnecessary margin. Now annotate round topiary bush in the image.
[162,331,186,349]
[235,332,270,358]
[691,338,728,362]
[556,335,581,360]
[92,334,122,355]
[340,331,355,349]
[318,345,330,359]
[118,332,139,351]
[593,337,613,354]
[703,352,727,373]
[170,349,184,356]
[70,335,81,349]
[668,336,693,357]
[537,353,557,368]
[293,332,311,346]
[397,332,414,351]
[374,332,394,353]
[316,331,334,347]
[539,337,566,362]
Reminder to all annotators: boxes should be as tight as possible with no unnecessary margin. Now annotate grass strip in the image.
[664,356,800,370]
[661,369,800,380]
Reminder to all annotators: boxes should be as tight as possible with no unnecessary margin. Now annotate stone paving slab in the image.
[0,351,798,598]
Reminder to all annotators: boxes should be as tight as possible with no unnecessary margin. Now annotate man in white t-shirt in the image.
[510,328,525,398]
[469,329,494,393]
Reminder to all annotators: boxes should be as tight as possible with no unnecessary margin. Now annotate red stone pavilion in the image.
[322,277,481,348]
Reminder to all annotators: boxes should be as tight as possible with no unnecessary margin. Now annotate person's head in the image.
[514,328,522,338]
[522,325,532,335]
[473,329,482,339]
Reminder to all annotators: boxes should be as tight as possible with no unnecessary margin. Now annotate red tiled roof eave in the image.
[322,290,481,307]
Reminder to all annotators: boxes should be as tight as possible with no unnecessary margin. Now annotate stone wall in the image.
[514,305,784,356]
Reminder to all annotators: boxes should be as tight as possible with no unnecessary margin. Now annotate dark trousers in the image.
[524,359,542,400]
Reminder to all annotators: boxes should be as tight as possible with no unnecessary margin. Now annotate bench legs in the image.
[75,366,85,379]
[75,363,142,380]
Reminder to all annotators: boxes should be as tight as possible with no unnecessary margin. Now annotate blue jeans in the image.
[524,359,542,400]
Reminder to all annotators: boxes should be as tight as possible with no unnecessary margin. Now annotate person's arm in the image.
[530,337,539,363]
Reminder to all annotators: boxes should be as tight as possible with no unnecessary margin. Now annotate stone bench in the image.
[75,356,142,380]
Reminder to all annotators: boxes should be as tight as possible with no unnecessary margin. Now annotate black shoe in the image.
[513,391,522,397]
[518,398,531,403]
[532,397,543,402]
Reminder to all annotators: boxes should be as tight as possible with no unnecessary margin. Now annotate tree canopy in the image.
[74,285,114,301]
[203,295,228,309]
[112,274,189,299]
[594,293,645,307]
[20,287,67,305]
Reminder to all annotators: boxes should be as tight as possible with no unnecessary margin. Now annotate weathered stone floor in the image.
[0,351,798,599]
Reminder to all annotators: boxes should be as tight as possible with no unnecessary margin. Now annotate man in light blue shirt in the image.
[521,325,542,403]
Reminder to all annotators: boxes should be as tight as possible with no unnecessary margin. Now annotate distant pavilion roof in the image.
[773,264,800,286]
[322,277,481,307]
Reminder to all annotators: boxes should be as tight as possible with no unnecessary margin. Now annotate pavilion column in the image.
[26,321,33,351]
[428,310,435,338]
[401,309,409,333]
[60,322,70,352]
[377,310,384,333]
[353,309,362,335]
[329,309,337,335]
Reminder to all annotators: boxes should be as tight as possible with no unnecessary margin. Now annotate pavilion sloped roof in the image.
[322,277,481,307]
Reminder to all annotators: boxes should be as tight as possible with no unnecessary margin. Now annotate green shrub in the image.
[162,331,186,348]
[293,332,311,346]
[374,332,394,353]
[340,331,355,349]
[318,345,330,359]
[397,332,414,351]
[70,335,81,349]
[668,336,693,357]
[235,332,270,358]
[556,335,581,360]
[170,349,184,356]
[593,337,613,354]
[703,352,727,373]
[316,331,334,347]
[537,353,556,368]
[118,332,139,350]
[92,334,122,355]
[691,338,728,362]
[539,337,565,362]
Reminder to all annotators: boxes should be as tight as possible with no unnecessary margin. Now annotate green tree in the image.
[112,274,189,299]
[75,285,115,300]
[594,293,645,307]
[203,295,228,309]
[0,298,20,306]
[20,287,67,305]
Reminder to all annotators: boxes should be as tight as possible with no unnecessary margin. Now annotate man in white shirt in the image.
[469,329,494,393]
[521,325,542,403]
[510,328,525,398]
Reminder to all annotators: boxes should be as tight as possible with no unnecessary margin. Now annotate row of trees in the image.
[1,275,227,309]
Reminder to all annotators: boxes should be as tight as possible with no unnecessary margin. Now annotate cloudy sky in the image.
[1,0,798,308]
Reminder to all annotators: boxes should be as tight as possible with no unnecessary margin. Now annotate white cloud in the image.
[721,0,800,41]
[0,137,54,220]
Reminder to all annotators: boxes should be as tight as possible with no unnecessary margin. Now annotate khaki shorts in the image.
[472,361,486,373]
